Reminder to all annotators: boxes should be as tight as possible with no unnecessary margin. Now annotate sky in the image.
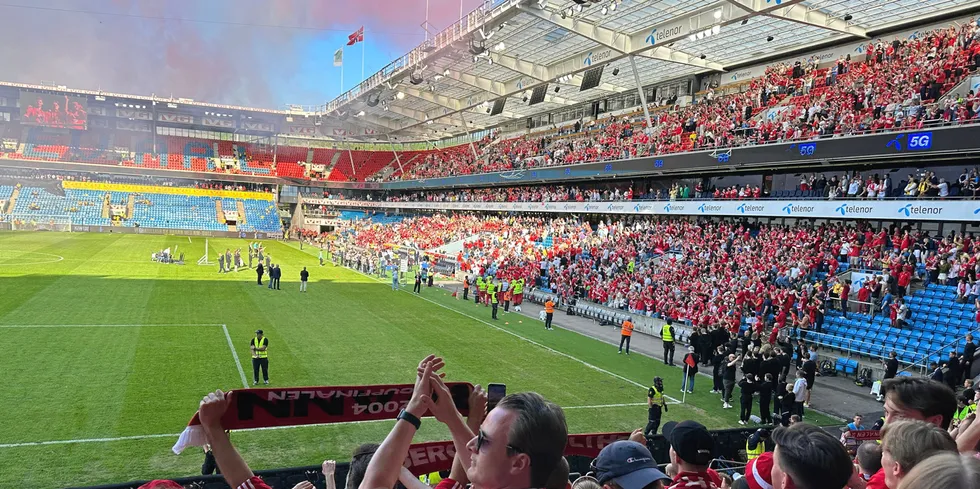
[0,0,486,109]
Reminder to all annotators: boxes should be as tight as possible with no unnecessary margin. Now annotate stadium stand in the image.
[0,181,280,232]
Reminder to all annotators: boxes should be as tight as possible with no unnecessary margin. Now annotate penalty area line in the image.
[223,324,250,389]
[0,402,647,449]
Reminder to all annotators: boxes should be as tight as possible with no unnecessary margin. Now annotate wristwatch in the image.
[397,409,422,429]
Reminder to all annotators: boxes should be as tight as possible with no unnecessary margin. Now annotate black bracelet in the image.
[397,409,422,430]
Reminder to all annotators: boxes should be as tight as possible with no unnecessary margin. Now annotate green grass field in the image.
[0,232,835,488]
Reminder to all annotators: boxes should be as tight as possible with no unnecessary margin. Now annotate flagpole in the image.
[361,34,366,84]
[341,55,345,94]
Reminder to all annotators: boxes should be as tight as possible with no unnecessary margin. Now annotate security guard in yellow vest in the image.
[644,377,668,437]
[661,318,676,366]
[746,428,770,460]
[250,329,269,385]
[954,396,977,426]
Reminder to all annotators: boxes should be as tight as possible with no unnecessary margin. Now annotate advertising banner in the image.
[324,199,980,222]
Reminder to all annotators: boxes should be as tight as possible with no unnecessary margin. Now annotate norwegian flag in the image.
[347,26,364,46]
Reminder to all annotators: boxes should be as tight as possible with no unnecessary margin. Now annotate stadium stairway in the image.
[126,194,135,219]
[5,185,20,213]
[236,200,247,225]
[216,200,225,224]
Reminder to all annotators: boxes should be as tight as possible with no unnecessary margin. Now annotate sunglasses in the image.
[477,430,525,455]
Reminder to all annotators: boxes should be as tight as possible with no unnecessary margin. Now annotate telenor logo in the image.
[584,52,593,66]
[836,204,875,216]
[781,203,815,215]
[698,204,722,213]
[664,203,672,213]
[898,204,943,217]
[645,28,657,45]
[737,203,764,213]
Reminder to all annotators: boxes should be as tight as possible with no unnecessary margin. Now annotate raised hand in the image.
[199,390,232,430]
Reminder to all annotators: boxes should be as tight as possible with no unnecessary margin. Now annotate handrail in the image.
[897,328,976,375]
[795,330,922,366]
[394,116,980,183]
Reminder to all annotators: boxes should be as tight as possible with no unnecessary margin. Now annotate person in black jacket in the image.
[256,263,264,286]
[962,334,976,383]
[943,351,963,390]
[779,384,797,426]
[698,327,714,366]
[738,374,758,425]
[723,353,740,409]
[413,272,422,294]
[711,345,726,394]
[882,351,899,380]
[758,373,774,424]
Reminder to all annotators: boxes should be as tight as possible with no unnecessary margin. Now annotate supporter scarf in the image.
[405,432,632,476]
[172,383,474,454]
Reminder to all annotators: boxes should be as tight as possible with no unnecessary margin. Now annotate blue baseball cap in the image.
[593,441,671,489]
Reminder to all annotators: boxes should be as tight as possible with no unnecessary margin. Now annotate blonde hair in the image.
[571,475,601,489]
[881,420,956,474]
[897,452,980,489]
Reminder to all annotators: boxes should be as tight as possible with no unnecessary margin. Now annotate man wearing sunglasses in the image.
[359,355,568,489]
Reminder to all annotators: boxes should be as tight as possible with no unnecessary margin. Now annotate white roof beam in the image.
[767,4,867,38]
[721,0,867,37]
[519,4,725,72]
[399,87,465,111]
[488,52,550,81]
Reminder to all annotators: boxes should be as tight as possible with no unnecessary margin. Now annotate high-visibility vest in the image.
[661,324,674,342]
[487,283,496,296]
[746,439,765,460]
[622,321,634,336]
[513,280,524,295]
[956,404,976,422]
[649,386,664,405]
[545,301,555,313]
[253,337,268,358]
[477,279,487,291]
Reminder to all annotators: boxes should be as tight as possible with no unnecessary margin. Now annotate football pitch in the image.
[0,232,835,488]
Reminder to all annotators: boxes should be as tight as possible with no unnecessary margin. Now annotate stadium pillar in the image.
[386,133,405,175]
[456,113,481,161]
[628,55,654,132]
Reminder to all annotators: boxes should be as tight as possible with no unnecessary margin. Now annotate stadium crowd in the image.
[368,166,980,203]
[375,20,980,181]
[160,362,980,489]
[2,23,978,186]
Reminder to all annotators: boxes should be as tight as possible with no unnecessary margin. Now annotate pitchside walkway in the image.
[440,282,883,422]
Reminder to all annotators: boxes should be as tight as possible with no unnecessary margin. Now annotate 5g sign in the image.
[887,132,933,152]
[908,133,932,150]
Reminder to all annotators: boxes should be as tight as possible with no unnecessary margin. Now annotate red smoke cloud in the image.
[0,0,484,108]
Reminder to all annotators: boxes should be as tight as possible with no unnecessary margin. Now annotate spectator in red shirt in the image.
[662,421,723,489]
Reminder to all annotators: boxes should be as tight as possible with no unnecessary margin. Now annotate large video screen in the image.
[20,93,88,129]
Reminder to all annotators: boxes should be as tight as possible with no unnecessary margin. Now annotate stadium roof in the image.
[324,0,979,140]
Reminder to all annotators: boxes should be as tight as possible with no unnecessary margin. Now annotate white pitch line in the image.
[0,402,646,449]
[332,260,682,405]
[223,324,250,389]
[0,324,225,329]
